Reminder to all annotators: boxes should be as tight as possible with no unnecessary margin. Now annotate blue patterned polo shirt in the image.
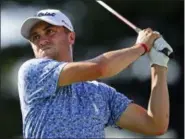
[18,58,132,138]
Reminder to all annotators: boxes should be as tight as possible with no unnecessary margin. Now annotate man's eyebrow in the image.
[43,24,54,30]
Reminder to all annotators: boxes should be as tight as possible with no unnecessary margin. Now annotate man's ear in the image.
[69,32,75,45]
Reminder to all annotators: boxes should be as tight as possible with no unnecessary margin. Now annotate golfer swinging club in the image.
[18,9,171,138]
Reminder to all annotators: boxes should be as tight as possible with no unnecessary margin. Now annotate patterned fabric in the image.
[18,58,133,138]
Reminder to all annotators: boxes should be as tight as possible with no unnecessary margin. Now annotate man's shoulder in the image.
[18,58,48,77]
[20,58,52,68]
[19,58,55,72]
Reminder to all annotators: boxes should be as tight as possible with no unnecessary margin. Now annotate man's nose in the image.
[39,37,50,48]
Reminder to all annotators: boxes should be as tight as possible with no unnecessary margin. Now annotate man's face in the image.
[29,21,75,60]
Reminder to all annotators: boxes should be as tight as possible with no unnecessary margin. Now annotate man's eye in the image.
[47,29,55,34]
[32,35,40,41]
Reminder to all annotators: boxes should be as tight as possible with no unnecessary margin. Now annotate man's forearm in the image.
[147,65,169,132]
[89,44,145,78]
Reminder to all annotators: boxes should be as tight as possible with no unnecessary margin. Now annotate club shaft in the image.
[96,0,141,33]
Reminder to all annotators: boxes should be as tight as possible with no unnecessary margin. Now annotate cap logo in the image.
[37,12,56,17]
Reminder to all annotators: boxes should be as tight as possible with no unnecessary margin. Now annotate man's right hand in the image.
[136,28,161,51]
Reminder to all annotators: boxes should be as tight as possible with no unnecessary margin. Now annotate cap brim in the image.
[21,17,62,39]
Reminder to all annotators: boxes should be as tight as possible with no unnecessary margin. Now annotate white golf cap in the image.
[21,9,74,39]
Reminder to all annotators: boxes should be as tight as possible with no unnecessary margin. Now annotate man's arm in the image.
[58,28,159,86]
[116,65,169,135]
[148,65,169,133]
[58,44,145,86]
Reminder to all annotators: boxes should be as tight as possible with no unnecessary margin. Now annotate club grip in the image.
[154,37,173,58]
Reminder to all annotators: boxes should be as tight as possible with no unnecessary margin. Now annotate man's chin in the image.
[36,52,57,60]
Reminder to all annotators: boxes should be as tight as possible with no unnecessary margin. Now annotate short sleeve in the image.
[98,82,133,127]
[18,58,67,105]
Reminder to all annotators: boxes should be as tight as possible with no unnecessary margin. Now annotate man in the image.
[18,9,171,138]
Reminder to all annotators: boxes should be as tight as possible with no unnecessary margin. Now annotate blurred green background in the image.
[1,0,184,138]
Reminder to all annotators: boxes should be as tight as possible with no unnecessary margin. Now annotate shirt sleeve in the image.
[18,58,67,105]
[98,82,133,127]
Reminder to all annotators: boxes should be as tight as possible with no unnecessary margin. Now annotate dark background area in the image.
[1,0,184,138]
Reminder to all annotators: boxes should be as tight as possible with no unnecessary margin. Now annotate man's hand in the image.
[153,37,173,57]
[148,48,169,68]
[136,28,160,51]
[148,37,173,68]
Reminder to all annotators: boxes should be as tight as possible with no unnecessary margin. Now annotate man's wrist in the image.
[133,43,148,55]
[151,64,168,72]
[139,43,149,54]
